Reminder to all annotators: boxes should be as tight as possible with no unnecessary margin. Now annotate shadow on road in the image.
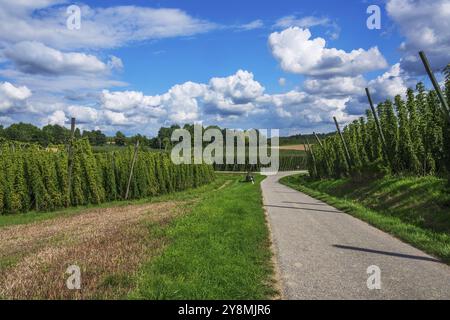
[283,201,328,206]
[264,205,341,214]
[333,244,442,263]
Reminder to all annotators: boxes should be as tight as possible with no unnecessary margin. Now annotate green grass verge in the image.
[280,174,450,264]
[129,174,277,300]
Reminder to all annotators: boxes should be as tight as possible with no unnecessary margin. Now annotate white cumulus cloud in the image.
[47,110,67,126]
[0,81,32,113]
[67,105,99,124]
[4,41,120,76]
[274,15,331,29]
[0,2,217,50]
[304,76,367,97]
[269,27,388,77]
[103,110,130,126]
[101,90,154,112]
[368,63,408,102]
[237,20,264,31]
[209,70,265,104]
[386,0,450,74]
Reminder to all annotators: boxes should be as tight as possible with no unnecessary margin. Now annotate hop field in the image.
[0,139,215,215]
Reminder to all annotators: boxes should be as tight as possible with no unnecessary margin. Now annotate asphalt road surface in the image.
[261,172,450,300]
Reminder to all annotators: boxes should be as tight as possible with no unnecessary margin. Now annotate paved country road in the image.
[261,172,450,300]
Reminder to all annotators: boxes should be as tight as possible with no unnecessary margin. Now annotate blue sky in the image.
[0,0,449,136]
[109,0,401,94]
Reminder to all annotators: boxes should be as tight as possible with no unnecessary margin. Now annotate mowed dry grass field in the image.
[277,145,307,151]
[0,201,184,299]
[0,174,277,300]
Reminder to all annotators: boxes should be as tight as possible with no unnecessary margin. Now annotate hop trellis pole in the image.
[365,88,390,165]
[419,51,450,124]
[305,136,317,176]
[313,132,324,148]
[67,117,76,206]
[125,140,139,200]
[314,131,332,175]
[333,116,352,170]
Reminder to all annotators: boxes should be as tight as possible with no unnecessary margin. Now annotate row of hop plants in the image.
[212,148,307,172]
[0,138,215,215]
[307,70,450,180]
[213,154,307,172]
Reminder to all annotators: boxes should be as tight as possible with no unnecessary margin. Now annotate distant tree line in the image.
[0,120,317,152]
[0,123,154,147]
[275,133,333,146]
[0,122,219,149]
[0,123,107,146]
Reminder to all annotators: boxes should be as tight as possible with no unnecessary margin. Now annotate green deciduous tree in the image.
[114,131,127,146]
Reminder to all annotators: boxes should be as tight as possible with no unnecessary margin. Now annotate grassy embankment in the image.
[0,174,277,299]
[280,174,450,263]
